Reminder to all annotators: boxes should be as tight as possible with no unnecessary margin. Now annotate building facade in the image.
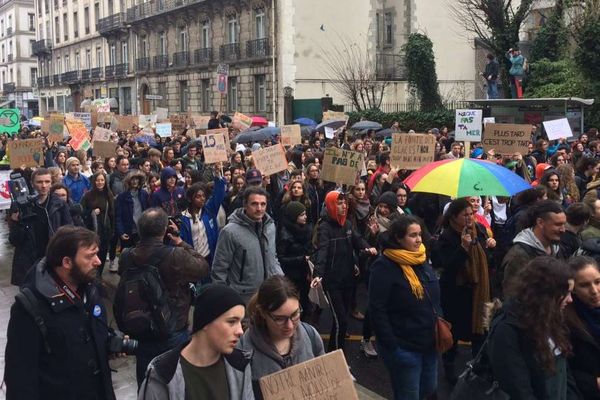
[0,0,38,117]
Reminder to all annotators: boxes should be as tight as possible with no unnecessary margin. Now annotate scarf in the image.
[574,296,600,341]
[383,244,427,299]
[350,196,371,221]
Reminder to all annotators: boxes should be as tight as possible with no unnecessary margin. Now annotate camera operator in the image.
[8,167,72,286]
[5,226,126,400]
[117,207,209,386]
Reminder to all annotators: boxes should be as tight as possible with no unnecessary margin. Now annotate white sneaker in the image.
[108,259,118,273]
[360,339,378,358]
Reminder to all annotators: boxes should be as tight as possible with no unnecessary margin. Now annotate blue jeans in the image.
[135,329,189,388]
[380,346,438,400]
[487,80,498,99]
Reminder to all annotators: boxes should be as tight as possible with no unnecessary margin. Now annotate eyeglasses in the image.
[269,307,302,326]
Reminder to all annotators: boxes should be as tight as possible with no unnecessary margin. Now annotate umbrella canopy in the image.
[351,120,382,130]
[404,158,531,198]
[300,126,313,137]
[251,116,269,127]
[27,119,42,127]
[293,117,317,126]
[314,119,346,133]
[233,126,279,144]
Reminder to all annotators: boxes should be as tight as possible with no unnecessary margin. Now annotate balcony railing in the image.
[32,39,52,56]
[126,0,203,23]
[97,13,127,36]
[90,67,103,80]
[246,38,270,59]
[194,48,212,65]
[105,65,115,78]
[61,70,79,84]
[115,63,129,78]
[6,27,12,37]
[43,75,51,86]
[3,82,15,93]
[53,74,61,85]
[375,53,406,81]
[7,54,13,62]
[219,43,240,61]
[81,69,91,82]
[173,51,189,67]
[153,54,168,70]
[136,57,150,72]
[37,77,44,87]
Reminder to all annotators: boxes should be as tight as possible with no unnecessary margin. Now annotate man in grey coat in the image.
[212,186,283,304]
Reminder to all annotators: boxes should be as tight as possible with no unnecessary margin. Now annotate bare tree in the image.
[319,38,389,112]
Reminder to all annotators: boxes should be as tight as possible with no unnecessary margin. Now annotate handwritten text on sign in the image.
[280,124,302,146]
[321,147,363,187]
[390,134,436,170]
[455,109,483,141]
[482,123,531,155]
[9,139,43,169]
[201,131,228,164]
[252,144,288,176]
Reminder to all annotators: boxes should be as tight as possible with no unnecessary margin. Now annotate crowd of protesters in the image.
[3,113,600,400]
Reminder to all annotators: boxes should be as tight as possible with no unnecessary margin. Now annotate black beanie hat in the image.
[192,284,245,334]
[378,191,398,210]
[285,201,306,222]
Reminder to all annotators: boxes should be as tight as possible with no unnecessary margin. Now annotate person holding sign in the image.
[239,275,325,399]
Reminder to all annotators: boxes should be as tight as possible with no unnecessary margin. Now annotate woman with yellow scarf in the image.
[368,215,441,400]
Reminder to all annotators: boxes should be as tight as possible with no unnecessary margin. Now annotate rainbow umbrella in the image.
[404,158,531,197]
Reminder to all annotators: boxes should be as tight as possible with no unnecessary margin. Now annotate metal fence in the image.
[343,100,474,113]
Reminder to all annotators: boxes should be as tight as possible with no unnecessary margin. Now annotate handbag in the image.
[423,286,454,353]
[307,259,329,309]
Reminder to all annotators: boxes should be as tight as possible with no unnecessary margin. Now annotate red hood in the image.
[325,191,347,226]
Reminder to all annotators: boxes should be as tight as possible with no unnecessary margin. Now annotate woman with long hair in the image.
[80,172,114,275]
[540,170,567,207]
[305,162,324,225]
[556,163,580,204]
[347,181,373,237]
[240,276,324,399]
[369,216,440,399]
[280,181,312,225]
[488,257,577,399]
[566,256,600,399]
[54,149,68,174]
[104,156,117,175]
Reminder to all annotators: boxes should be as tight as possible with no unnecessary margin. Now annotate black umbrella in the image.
[314,119,347,133]
[233,127,279,144]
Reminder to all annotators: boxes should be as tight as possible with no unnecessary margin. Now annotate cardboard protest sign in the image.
[483,117,496,125]
[92,140,117,158]
[155,107,168,121]
[116,115,137,131]
[280,124,302,146]
[201,130,228,164]
[73,112,92,130]
[0,170,12,210]
[48,115,65,142]
[233,112,253,130]
[41,119,50,135]
[259,350,358,400]
[252,144,288,176]
[93,127,113,142]
[390,133,436,170]
[455,109,483,141]
[8,139,43,168]
[169,114,188,132]
[138,114,157,129]
[191,115,211,130]
[321,147,363,186]
[322,110,348,122]
[324,126,335,139]
[66,120,91,151]
[482,123,531,155]
[97,112,114,124]
[543,118,573,141]
[92,98,110,112]
[155,123,172,137]
[0,108,21,135]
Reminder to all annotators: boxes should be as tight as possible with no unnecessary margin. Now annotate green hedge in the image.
[347,109,455,131]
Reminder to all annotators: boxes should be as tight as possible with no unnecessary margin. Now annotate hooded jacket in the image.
[150,167,185,217]
[138,340,254,400]
[62,173,91,203]
[115,171,150,237]
[532,163,551,185]
[211,208,283,304]
[501,228,561,290]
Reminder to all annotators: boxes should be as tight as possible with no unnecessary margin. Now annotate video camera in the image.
[7,172,38,220]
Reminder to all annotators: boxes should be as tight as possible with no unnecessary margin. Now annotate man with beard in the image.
[5,226,117,400]
[501,200,566,292]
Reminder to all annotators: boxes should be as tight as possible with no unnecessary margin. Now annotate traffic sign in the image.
[146,94,163,100]
[217,74,227,94]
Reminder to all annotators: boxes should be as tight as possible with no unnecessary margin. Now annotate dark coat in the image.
[4,259,116,400]
[276,219,313,282]
[8,194,72,286]
[114,189,149,236]
[566,304,600,399]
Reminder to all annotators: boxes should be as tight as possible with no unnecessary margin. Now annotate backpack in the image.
[15,287,52,354]
[113,246,175,340]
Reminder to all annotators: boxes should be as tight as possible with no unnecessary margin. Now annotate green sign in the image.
[0,108,21,135]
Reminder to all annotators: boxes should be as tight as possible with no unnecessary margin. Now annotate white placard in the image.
[543,118,573,141]
[483,117,496,125]
[155,122,172,137]
[325,126,335,139]
[455,109,483,141]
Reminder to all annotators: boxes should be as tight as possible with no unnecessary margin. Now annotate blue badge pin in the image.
[93,305,102,317]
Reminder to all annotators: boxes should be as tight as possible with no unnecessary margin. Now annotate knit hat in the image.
[377,191,398,209]
[251,143,262,152]
[65,157,80,170]
[192,285,245,334]
[245,168,262,184]
[470,147,484,159]
[285,201,306,222]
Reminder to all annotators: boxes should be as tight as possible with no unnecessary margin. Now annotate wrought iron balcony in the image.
[53,73,61,85]
[32,39,52,56]
[6,27,12,37]
[126,0,203,23]
[375,53,407,81]
[153,54,168,70]
[37,77,44,87]
[90,67,103,80]
[61,70,79,84]
[194,48,212,65]
[173,51,189,67]
[81,69,91,82]
[7,54,13,62]
[246,38,270,59]
[105,65,115,79]
[136,57,150,72]
[3,82,15,93]
[44,75,51,86]
[219,43,240,62]
[115,63,129,78]
[97,13,128,37]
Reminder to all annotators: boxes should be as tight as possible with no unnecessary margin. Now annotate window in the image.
[30,39,35,56]
[108,0,114,15]
[73,12,79,38]
[31,68,38,85]
[227,77,237,111]
[109,44,116,65]
[179,81,188,112]
[56,57,61,74]
[63,13,68,41]
[227,16,237,44]
[178,26,187,52]
[201,20,210,48]
[8,15,11,30]
[64,55,69,72]
[121,41,128,65]
[8,40,11,57]
[158,32,166,55]
[84,7,90,34]
[94,3,100,26]
[75,52,80,70]
[28,14,35,31]
[140,36,148,58]
[96,46,103,68]
[38,1,42,17]
[1,19,4,37]
[201,79,211,112]
[384,12,393,46]
[44,0,49,14]
[86,49,91,68]
[157,81,167,107]
[9,68,13,82]
[255,9,265,39]
[254,75,266,112]
[1,45,4,63]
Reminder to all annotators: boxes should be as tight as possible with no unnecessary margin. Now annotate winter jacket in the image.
[484,59,499,80]
[5,259,116,400]
[109,170,127,197]
[238,322,324,400]
[507,53,525,76]
[276,218,313,282]
[62,173,91,203]
[115,189,149,237]
[211,208,283,304]
[138,340,254,400]
[150,167,185,217]
[180,176,227,263]
[501,228,562,290]
[369,248,440,353]
[8,194,72,286]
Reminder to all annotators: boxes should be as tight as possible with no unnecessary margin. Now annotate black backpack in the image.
[113,246,175,340]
